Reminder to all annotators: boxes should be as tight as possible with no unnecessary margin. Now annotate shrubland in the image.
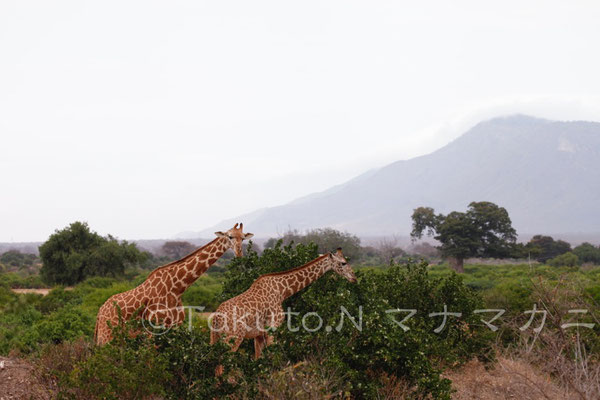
[1,232,599,398]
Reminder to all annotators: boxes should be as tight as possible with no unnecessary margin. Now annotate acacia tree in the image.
[411,201,517,272]
[39,221,146,285]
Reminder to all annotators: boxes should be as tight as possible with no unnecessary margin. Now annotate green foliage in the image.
[221,242,493,399]
[180,274,223,311]
[56,323,171,400]
[1,244,597,397]
[36,287,81,314]
[39,221,147,285]
[264,228,362,261]
[43,320,267,399]
[548,251,579,267]
[573,242,600,264]
[0,271,46,288]
[154,326,270,399]
[525,235,572,263]
[31,306,94,345]
[0,250,38,269]
[411,201,517,271]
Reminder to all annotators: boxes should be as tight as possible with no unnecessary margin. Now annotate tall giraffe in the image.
[210,248,357,359]
[94,223,253,345]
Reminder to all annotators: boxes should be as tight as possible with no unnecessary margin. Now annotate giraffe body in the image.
[210,249,356,359]
[94,223,253,345]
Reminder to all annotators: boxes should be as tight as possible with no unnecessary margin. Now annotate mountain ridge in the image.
[186,115,600,238]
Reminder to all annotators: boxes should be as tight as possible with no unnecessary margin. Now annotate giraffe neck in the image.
[275,255,332,300]
[168,237,229,293]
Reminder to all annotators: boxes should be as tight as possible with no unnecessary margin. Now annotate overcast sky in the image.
[1,1,600,242]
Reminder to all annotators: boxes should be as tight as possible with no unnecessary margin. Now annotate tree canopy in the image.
[525,235,571,263]
[264,228,362,261]
[161,241,196,261]
[573,242,600,264]
[39,221,147,285]
[411,201,517,272]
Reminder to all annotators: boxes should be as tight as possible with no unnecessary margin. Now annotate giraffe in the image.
[210,248,357,360]
[94,223,253,345]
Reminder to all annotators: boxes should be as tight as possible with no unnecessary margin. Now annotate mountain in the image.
[193,115,600,238]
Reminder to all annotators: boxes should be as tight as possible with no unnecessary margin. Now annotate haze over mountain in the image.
[188,115,600,239]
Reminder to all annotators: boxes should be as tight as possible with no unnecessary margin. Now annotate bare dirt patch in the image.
[0,356,55,400]
[11,288,73,296]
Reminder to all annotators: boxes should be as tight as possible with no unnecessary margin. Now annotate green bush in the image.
[548,251,579,267]
[39,221,147,285]
[36,287,81,314]
[154,326,269,399]
[573,242,600,264]
[55,324,171,400]
[220,242,493,399]
[0,272,46,288]
[31,305,93,345]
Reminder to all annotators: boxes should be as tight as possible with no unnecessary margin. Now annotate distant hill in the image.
[189,115,600,238]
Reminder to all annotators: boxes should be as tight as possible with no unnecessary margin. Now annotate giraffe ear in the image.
[215,231,226,238]
[244,233,254,240]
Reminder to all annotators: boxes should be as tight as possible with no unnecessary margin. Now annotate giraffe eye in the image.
[342,262,347,266]
[228,235,234,239]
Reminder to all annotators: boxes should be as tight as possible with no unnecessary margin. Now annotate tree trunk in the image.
[448,256,465,273]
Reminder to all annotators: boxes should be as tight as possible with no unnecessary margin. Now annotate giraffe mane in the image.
[256,253,330,279]
[146,237,221,279]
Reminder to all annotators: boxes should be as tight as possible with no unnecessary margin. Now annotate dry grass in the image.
[256,359,349,400]
[445,356,574,400]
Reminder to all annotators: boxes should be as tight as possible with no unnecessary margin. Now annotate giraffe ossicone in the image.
[210,248,357,360]
[94,223,253,345]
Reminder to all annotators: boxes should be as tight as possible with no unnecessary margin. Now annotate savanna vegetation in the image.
[1,216,600,399]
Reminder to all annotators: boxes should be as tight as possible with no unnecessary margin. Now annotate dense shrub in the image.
[264,228,363,261]
[0,272,46,288]
[0,250,39,269]
[526,235,572,263]
[548,251,579,267]
[221,241,493,399]
[41,319,268,400]
[39,221,147,285]
[36,287,81,314]
[31,305,94,345]
[573,242,600,264]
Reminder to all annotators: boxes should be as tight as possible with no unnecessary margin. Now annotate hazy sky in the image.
[2,1,600,242]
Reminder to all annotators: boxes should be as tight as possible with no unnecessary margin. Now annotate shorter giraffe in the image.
[94,223,253,345]
[210,248,357,359]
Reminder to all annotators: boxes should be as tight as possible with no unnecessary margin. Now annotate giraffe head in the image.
[215,223,254,257]
[329,248,357,283]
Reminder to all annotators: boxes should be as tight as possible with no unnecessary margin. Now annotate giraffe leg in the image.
[254,334,267,359]
[210,329,221,345]
[228,336,244,352]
